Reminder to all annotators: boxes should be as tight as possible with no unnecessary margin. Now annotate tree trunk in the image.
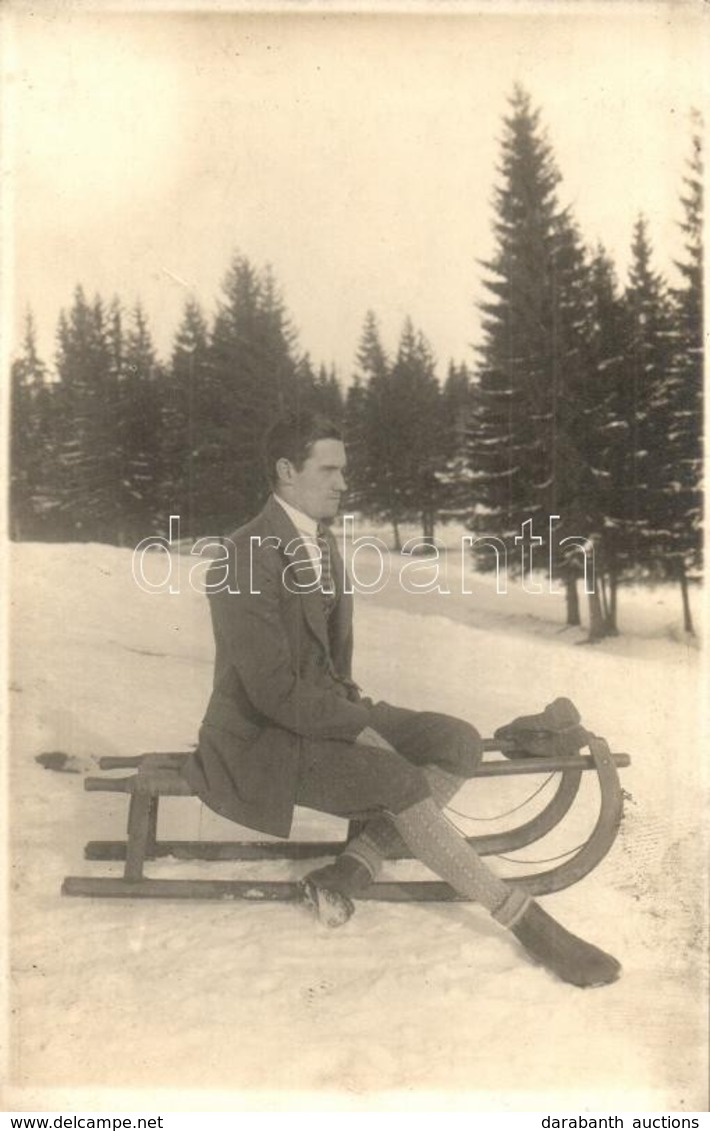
[421,511,436,547]
[607,571,619,635]
[679,564,695,635]
[391,519,401,552]
[565,573,581,626]
[587,587,607,642]
[599,572,609,622]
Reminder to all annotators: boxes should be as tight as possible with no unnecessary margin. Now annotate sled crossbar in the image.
[62,740,630,902]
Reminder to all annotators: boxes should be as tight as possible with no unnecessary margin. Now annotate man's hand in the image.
[355,726,396,753]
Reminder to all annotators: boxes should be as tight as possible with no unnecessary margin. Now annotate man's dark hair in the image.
[263,411,343,487]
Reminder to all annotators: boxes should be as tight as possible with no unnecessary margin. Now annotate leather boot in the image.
[298,854,373,928]
[511,900,622,987]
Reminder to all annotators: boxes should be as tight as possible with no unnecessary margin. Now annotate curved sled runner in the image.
[62,737,630,902]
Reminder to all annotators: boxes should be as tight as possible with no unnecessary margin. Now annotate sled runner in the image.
[62,736,630,902]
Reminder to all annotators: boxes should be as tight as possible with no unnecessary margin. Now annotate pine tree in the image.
[163,298,211,538]
[548,213,616,634]
[114,303,162,544]
[349,311,402,545]
[472,88,562,546]
[106,297,125,384]
[344,373,370,516]
[387,319,443,545]
[584,245,630,633]
[292,354,320,416]
[437,361,474,521]
[260,265,300,413]
[345,315,382,521]
[204,254,302,532]
[348,313,444,547]
[441,362,472,465]
[9,312,50,539]
[469,87,594,625]
[314,363,344,420]
[54,286,119,541]
[48,289,165,544]
[288,358,344,420]
[662,115,704,632]
[619,218,675,578]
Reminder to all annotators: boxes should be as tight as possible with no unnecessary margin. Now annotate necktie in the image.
[316,523,337,615]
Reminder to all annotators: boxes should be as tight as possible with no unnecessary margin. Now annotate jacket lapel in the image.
[261,496,331,652]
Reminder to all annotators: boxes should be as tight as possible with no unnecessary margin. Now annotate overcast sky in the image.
[4,3,707,379]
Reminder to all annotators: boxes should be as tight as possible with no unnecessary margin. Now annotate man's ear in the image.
[276,457,293,485]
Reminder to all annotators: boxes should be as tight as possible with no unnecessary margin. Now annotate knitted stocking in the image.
[391,799,621,987]
[390,797,529,925]
[342,764,466,882]
[299,766,463,925]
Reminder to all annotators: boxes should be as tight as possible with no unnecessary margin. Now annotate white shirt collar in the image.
[273,493,319,538]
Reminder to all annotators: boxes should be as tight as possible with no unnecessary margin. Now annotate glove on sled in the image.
[494,696,592,758]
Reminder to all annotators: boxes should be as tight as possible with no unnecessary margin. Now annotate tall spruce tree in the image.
[663,116,704,632]
[387,318,443,545]
[348,313,444,546]
[54,287,119,541]
[584,245,630,633]
[48,290,166,544]
[291,354,321,417]
[472,87,561,548]
[205,254,302,531]
[469,87,594,624]
[343,373,370,517]
[9,312,50,539]
[619,218,675,579]
[546,209,606,630]
[437,361,475,521]
[106,297,125,384]
[349,311,402,545]
[314,363,344,420]
[164,298,212,538]
[114,303,162,544]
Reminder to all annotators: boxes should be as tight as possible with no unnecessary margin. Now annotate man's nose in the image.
[335,472,347,491]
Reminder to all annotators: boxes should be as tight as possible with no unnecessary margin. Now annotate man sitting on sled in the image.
[184,411,621,989]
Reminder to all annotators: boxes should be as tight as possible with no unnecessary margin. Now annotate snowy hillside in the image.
[6,541,708,1111]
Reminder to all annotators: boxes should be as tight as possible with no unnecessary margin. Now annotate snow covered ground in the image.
[4,537,708,1112]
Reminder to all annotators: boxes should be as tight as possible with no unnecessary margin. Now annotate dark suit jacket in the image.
[183,495,373,837]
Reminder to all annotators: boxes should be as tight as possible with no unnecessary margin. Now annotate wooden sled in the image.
[62,736,631,903]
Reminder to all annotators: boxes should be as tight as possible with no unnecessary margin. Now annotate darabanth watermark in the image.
[131,514,596,598]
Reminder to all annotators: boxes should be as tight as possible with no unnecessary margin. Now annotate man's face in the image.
[280,438,347,521]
